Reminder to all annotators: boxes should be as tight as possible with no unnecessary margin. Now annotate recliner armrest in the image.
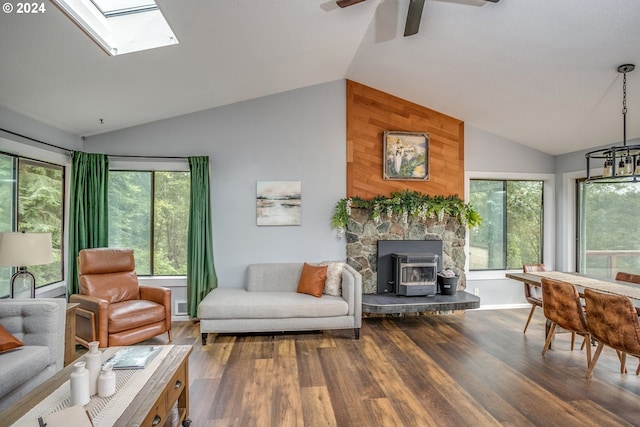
[140,285,172,330]
[69,294,109,348]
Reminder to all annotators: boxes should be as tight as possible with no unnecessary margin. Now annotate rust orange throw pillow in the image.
[0,324,24,353]
[296,263,328,298]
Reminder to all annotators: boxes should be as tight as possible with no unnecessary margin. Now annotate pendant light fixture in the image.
[586,64,639,182]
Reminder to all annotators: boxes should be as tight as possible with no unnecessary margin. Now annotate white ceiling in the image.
[1,0,640,155]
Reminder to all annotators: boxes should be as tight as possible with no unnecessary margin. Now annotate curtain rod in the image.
[0,128,73,154]
[108,155,188,160]
[0,128,189,160]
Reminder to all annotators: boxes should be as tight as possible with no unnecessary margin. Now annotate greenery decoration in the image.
[331,190,481,233]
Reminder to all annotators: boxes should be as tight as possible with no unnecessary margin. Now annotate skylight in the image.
[51,0,178,56]
[91,0,157,17]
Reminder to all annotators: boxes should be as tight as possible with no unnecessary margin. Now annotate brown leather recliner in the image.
[70,248,172,348]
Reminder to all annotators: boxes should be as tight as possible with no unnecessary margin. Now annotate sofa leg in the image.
[201,333,208,345]
[354,328,360,340]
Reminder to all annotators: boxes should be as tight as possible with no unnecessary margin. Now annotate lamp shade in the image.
[0,232,53,267]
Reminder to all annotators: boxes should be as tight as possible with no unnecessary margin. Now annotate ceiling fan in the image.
[336,0,500,37]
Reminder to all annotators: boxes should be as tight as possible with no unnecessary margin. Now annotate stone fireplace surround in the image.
[345,208,467,295]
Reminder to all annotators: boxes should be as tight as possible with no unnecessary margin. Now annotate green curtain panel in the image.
[68,151,109,296]
[187,156,218,318]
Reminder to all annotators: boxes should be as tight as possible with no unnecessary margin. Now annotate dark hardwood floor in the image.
[146,308,640,426]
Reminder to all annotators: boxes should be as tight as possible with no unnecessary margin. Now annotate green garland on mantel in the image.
[331,190,482,233]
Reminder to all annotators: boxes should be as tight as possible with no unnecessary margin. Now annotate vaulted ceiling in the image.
[1,0,640,155]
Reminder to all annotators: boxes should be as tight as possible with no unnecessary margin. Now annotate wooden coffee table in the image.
[0,345,192,427]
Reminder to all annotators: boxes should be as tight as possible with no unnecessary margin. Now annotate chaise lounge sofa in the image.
[198,262,362,344]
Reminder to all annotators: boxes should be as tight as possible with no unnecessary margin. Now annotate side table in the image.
[65,302,79,366]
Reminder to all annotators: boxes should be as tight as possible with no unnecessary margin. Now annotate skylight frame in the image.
[90,0,157,18]
[51,0,178,56]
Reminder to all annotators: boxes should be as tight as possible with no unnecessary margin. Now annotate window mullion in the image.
[502,180,508,270]
[150,172,155,276]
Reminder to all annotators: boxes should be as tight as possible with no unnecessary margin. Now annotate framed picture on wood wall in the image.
[383,131,429,180]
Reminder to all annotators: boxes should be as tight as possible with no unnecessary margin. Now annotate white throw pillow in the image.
[320,261,344,296]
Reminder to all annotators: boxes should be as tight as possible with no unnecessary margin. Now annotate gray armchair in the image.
[0,298,66,412]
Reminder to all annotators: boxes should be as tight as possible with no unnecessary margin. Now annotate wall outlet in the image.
[473,287,480,296]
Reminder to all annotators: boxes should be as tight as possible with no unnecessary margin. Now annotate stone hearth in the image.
[345,207,467,294]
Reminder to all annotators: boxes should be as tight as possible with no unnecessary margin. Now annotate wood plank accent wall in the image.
[346,80,464,199]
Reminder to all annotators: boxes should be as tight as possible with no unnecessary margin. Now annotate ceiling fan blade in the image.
[336,0,367,7]
[404,0,425,37]
[484,0,500,2]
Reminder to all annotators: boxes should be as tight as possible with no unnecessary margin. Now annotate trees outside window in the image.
[469,180,543,270]
[0,154,64,297]
[108,170,189,276]
[577,181,640,279]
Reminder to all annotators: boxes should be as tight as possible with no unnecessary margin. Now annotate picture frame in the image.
[256,181,302,226]
[383,131,429,180]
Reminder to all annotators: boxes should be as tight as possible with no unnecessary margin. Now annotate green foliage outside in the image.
[0,155,64,297]
[109,171,189,276]
[153,172,190,275]
[18,159,64,285]
[579,182,640,277]
[469,180,543,270]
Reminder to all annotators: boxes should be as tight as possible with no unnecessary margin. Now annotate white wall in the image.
[0,106,83,151]
[3,83,592,310]
[84,80,348,291]
[465,125,555,173]
[464,125,556,308]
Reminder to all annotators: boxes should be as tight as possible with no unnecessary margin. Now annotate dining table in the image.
[507,270,640,349]
[506,270,640,308]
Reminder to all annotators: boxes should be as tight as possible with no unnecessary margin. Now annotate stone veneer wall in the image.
[345,208,467,294]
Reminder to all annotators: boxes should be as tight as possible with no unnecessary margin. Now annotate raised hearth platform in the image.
[362,291,480,314]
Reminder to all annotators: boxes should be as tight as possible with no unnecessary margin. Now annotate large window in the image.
[577,181,640,279]
[108,170,190,276]
[469,180,544,270]
[0,154,64,297]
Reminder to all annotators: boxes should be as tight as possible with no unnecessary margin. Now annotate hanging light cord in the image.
[584,63,636,182]
[623,70,628,147]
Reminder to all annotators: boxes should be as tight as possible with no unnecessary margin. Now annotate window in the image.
[469,179,544,270]
[51,0,178,56]
[91,0,157,17]
[577,180,640,279]
[0,154,64,297]
[108,170,190,276]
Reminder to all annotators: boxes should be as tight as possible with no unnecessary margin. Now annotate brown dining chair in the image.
[584,288,640,379]
[522,264,547,333]
[541,278,592,371]
[614,271,640,372]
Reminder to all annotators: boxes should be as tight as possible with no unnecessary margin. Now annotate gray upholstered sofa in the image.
[198,262,362,344]
[0,298,66,411]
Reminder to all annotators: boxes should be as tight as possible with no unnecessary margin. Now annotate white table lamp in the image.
[0,232,53,298]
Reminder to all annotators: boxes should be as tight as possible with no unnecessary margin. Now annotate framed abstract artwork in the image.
[256,181,302,226]
[383,131,429,180]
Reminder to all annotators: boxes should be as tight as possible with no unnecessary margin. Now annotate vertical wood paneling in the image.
[347,80,464,199]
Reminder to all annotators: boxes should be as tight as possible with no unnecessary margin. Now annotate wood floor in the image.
[154,308,640,426]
